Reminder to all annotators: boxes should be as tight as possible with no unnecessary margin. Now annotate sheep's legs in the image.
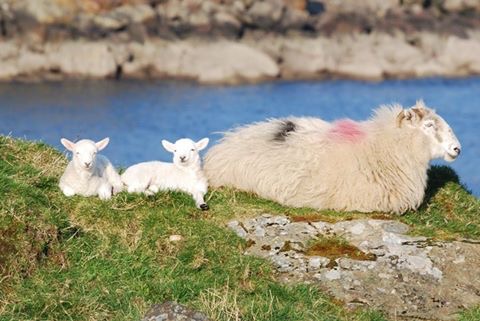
[192,191,208,210]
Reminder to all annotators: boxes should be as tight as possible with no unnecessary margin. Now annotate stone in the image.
[152,41,279,84]
[212,11,242,37]
[229,214,480,320]
[324,269,341,280]
[246,0,284,29]
[46,41,117,78]
[142,301,210,321]
[168,235,183,242]
[227,220,248,238]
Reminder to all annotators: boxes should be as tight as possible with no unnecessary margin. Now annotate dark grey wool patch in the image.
[273,120,296,142]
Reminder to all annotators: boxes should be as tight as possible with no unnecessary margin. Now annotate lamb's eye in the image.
[425,122,435,128]
[76,152,80,155]
[174,150,177,153]
[191,149,195,152]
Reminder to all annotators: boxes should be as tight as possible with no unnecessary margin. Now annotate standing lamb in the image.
[59,137,123,200]
[204,101,462,214]
[121,138,210,210]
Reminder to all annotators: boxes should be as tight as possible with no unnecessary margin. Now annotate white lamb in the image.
[59,137,123,200]
[121,138,210,210]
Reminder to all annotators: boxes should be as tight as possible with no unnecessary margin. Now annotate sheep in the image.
[59,137,123,200]
[121,138,210,210]
[204,100,462,214]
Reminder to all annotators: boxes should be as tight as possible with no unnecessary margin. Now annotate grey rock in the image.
[229,214,480,320]
[142,301,210,321]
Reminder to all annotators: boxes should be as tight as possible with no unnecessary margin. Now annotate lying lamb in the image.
[204,101,462,214]
[121,138,210,210]
[59,137,123,200]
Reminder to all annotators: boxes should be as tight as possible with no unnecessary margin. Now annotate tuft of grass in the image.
[0,136,478,320]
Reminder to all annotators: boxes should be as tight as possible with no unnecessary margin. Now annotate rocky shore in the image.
[1,0,480,84]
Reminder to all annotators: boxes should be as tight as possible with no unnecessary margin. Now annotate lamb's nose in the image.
[84,162,91,167]
[180,156,186,162]
[453,147,461,155]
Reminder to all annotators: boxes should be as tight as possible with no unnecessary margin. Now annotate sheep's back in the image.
[204,118,329,203]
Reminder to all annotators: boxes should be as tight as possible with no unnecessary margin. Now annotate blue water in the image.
[0,78,479,196]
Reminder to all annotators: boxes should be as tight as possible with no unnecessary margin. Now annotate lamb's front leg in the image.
[98,182,113,200]
[192,190,208,210]
[105,162,124,194]
[60,184,76,197]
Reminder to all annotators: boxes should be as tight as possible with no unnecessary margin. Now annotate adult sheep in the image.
[204,101,461,214]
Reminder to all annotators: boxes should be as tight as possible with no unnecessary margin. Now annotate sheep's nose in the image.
[180,156,186,162]
[453,147,461,155]
[84,162,91,167]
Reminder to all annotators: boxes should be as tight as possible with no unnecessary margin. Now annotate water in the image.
[0,78,479,196]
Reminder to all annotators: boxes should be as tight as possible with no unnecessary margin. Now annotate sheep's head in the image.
[162,138,209,167]
[396,101,461,162]
[61,137,110,170]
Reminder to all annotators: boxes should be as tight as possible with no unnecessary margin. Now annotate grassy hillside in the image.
[0,136,479,321]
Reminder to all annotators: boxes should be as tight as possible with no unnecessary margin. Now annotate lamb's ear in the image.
[95,137,110,151]
[60,138,75,152]
[195,138,209,151]
[162,140,176,153]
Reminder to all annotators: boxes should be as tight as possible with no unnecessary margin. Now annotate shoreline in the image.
[2,31,480,85]
[1,0,480,84]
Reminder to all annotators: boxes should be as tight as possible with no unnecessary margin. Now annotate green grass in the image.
[0,136,479,320]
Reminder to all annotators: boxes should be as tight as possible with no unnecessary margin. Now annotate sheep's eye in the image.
[76,152,80,155]
[191,148,195,152]
[174,150,177,153]
[425,122,435,128]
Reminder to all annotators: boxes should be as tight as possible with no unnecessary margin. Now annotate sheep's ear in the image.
[95,137,110,151]
[162,140,176,153]
[414,99,426,109]
[60,138,75,151]
[396,108,425,128]
[195,138,209,151]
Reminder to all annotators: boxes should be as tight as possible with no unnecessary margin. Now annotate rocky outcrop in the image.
[1,0,480,83]
[228,214,480,320]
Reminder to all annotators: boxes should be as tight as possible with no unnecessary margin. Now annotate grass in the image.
[0,136,479,320]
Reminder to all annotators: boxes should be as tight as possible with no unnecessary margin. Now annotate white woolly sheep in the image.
[204,101,462,214]
[59,137,123,200]
[121,138,210,210]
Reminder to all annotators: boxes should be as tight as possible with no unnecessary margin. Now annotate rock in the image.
[281,38,330,78]
[227,220,248,238]
[442,0,480,12]
[46,41,117,78]
[168,234,183,242]
[152,41,279,84]
[229,214,480,320]
[93,4,155,32]
[246,0,284,29]
[324,269,341,280]
[142,301,210,321]
[212,11,242,37]
[11,0,70,25]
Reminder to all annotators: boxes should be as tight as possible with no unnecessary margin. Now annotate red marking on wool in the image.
[328,119,365,143]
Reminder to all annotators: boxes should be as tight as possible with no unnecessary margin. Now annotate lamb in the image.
[121,138,210,210]
[204,101,462,214]
[59,137,124,200]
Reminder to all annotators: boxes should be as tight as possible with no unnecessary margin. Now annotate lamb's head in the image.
[162,138,209,167]
[396,101,461,162]
[61,137,110,170]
